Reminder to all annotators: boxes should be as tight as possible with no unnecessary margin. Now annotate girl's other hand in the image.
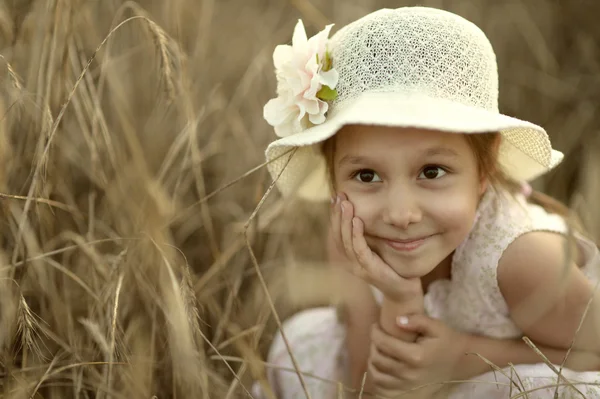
[330,193,423,304]
[368,314,468,397]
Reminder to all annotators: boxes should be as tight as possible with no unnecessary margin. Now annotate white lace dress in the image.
[252,188,600,399]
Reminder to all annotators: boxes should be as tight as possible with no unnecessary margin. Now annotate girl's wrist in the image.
[380,294,425,340]
[381,294,424,315]
[382,277,424,304]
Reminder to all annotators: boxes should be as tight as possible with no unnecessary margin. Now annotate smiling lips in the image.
[383,234,436,252]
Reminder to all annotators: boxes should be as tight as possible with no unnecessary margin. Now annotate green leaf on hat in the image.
[316,85,337,101]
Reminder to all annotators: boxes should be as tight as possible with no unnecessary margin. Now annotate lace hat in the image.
[263,7,563,201]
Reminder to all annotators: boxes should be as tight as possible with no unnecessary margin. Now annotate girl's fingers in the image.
[353,216,406,287]
[340,199,355,260]
[368,360,403,390]
[370,342,407,377]
[351,216,375,273]
[353,216,398,285]
[330,193,347,253]
[395,314,442,338]
[329,195,342,250]
[371,323,423,367]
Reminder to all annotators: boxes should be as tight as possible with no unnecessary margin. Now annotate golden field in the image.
[0,0,598,397]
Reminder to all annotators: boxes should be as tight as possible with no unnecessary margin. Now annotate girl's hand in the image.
[330,193,423,303]
[368,314,468,396]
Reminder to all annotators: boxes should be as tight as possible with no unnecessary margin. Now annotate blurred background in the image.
[0,0,598,398]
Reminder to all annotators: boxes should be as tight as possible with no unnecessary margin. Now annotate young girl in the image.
[254,7,600,399]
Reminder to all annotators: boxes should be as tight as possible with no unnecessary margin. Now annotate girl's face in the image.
[333,125,486,278]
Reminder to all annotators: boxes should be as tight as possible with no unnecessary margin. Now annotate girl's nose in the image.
[382,186,422,229]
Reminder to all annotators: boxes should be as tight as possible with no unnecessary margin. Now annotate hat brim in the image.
[265,92,563,201]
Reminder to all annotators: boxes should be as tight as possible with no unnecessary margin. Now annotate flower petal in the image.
[294,70,312,96]
[319,69,339,89]
[274,122,295,138]
[296,98,307,120]
[302,97,320,115]
[308,100,328,125]
[305,73,321,98]
[308,24,334,57]
[275,113,305,137]
[264,20,338,136]
[264,97,295,126]
[273,45,294,70]
[292,20,308,48]
[305,56,320,75]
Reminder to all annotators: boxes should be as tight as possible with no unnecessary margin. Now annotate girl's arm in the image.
[497,231,600,355]
[368,310,599,399]
[328,230,379,390]
[340,276,424,394]
[328,216,424,391]
[340,272,379,391]
[456,333,600,380]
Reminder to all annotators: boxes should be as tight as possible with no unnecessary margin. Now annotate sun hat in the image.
[262,6,564,202]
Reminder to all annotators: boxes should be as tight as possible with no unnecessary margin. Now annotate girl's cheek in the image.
[435,190,479,229]
[337,179,380,221]
[349,194,378,221]
[333,176,350,195]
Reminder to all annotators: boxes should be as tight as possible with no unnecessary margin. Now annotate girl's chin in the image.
[383,256,442,279]
[386,264,433,279]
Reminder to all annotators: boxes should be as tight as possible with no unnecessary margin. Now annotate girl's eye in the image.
[419,166,447,180]
[353,169,382,183]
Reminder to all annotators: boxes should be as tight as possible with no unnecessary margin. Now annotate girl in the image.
[255,6,600,399]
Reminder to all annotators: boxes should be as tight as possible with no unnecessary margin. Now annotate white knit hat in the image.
[263,7,563,201]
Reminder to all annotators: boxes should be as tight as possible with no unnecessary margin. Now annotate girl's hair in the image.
[322,130,578,226]
[464,133,579,221]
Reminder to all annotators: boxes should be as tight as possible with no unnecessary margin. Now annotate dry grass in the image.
[0,0,598,398]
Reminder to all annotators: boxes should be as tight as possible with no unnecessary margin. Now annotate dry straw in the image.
[0,0,598,398]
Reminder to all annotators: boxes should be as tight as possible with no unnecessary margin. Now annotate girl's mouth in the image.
[383,234,436,252]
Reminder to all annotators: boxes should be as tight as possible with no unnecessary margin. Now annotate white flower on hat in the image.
[264,20,339,138]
